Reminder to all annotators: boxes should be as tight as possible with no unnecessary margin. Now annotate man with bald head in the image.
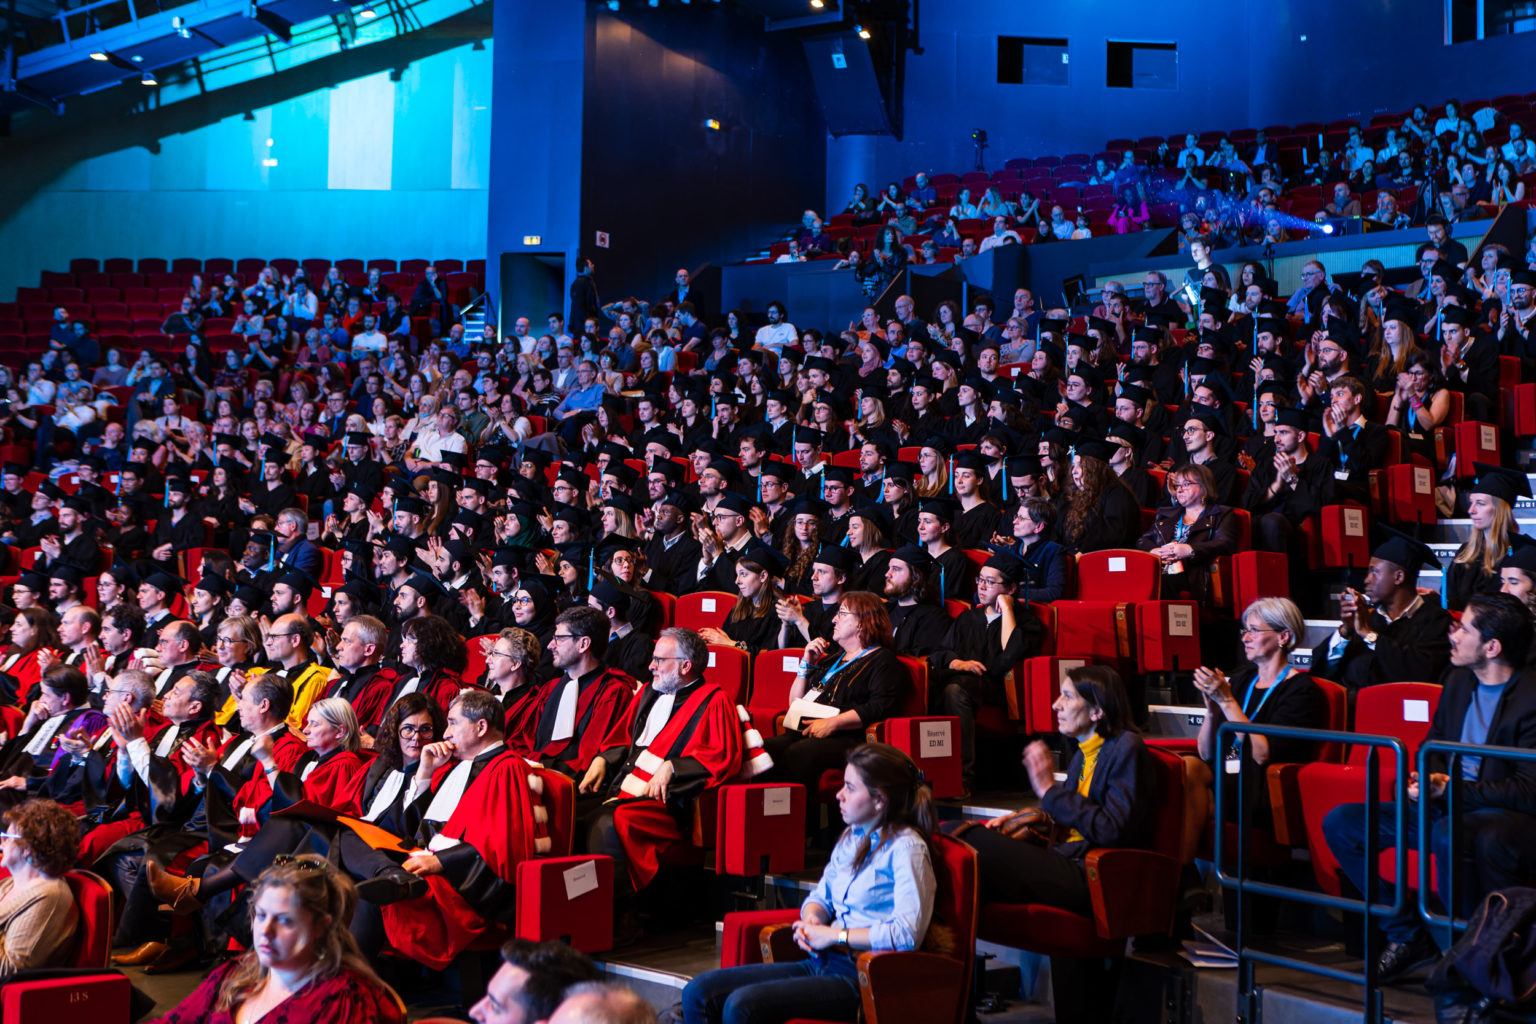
[145,620,202,699]
[259,614,333,733]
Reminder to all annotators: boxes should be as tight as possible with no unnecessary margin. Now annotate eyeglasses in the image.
[1238,626,1279,636]
[265,632,301,640]
[976,575,1007,586]
[0,831,20,842]
[398,724,435,737]
[215,637,245,646]
[488,649,516,660]
[550,633,578,644]
[650,655,687,664]
[511,595,533,604]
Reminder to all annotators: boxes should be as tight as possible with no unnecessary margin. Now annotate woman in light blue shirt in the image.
[681,743,937,1024]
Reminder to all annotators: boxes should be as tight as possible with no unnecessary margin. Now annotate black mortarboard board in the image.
[14,570,46,595]
[640,429,679,456]
[911,374,938,393]
[804,356,838,374]
[273,568,314,597]
[930,350,963,370]
[1131,325,1162,345]
[1186,356,1219,377]
[1117,383,1153,406]
[1005,455,1043,477]
[1104,420,1147,451]
[1371,526,1439,576]
[1087,316,1117,338]
[214,432,241,448]
[604,463,639,489]
[556,467,591,491]
[714,491,755,517]
[38,480,65,501]
[1036,340,1065,366]
[589,578,632,616]
[451,508,486,533]
[439,449,468,470]
[984,551,1025,585]
[916,434,955,457]
[232,584,266,610]
[45,563,81,584]
[1274,407,1310,429]
[492,547,530,569]
[61,494,92,514]
[551,505,589,530]
[393,494,428,516]
[1500,545,1536,576]
[602,491,642,517]
[518,447,554,469]
[1430,259,1460,282]
[739,541,789,577]
[461,477,495,498]
[786,494,830,519]
[952,451,988,473]
[1197,372,1234,405]
[813,544,859,575]
[1199,287,1231,321]
[1067,362,1102,390]
[765,389,797,407]
[1037,316,1070,337]
[1185,408,1229,437]
[142,569,182,596]
[812,389,850,418]
[1440,305,1474,327]
[1511,269,1536,288]
[917,496,960,522]
[130,438,157,454]
[649,460,684,485]
[378,534,417,560]
[1470,463,1532,505]
[194,574,231,598]
[1074,438,1117,462]
[1041,426,1080,448]
[791,428,825,450]
[821,465,856,487]
[401,569,445,601]
[658,489,698,513]
[849,502,893,537]
[889,544,934,571]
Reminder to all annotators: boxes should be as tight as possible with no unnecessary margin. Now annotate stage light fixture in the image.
[141,72,157,85]
[810,0,824,7]
[89,51,109,61]
[172,15,191,39]
[358,5,377,17]
[1321,223,1335,235]
[606,0,619,7]
[703,117,721,130]
[856,23,870,39]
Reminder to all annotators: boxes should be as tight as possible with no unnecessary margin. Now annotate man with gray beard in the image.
[574,627,746,911]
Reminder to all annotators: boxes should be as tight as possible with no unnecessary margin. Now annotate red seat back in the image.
[715,782,807,875]
[1074,549,1159,601]
[897,655,928,716]
[1134,600,1201,673]
[1313,676,1350,764]
[646,589,676,628]
[1015,656,1093,733]
[1144,747,1187,864]
[749,647,804,736]
[533,765,576,855]
[463,633,499,685]
[65,869,114,967]
[674,591,737,630]
[1348,681,1442,766]
[704,644,751,706]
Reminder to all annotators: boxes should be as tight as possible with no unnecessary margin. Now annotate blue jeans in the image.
[1322,799,1535,943]
[682,952,861,1024]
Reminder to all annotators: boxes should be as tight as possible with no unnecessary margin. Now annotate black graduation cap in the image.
[813,544,859,575]
[952,451,989,473]
[1086,316,1117,338]
[917,496,960,522]
[1186,356,1220,377]
[1511,269,1536,288]
[791,428,826,450]
[1499,545,1536,576]
[1198,373,1234,405]
[911,374,939,393]
[602,491,642,517]
[765,389,798,408]
[1200,287,1231,322]
[1035,340,1065,366]
[930,350,963,370]
[786,494,830,519]
[61,494,93,515]
[194,574,231,598]
[658,489,699,513]
[740,541,789,577]
[551,505,590,530]
[915,434,955,457]
[804,356,838,374]
[1037,317,1069,337]
[401,569,445,601]
[518,447,554,470]
[1274,407,1310,429]
[556,467,591,492]
[1041,426,1080,448]
[492,547,532,570]
[130,438,158,454]
[1115,382,1153,408]
[273,568,315,597]
[1470,463,1532,505]
[715,491,756,517]
[1067,363,1103,390]
[984,551,1025,585]
[889,544,934,572]
[849,502,893,537]
[1004,455,1043,477]
[1371,526,1440,576]
[1105,420,1147,452]
[393,494,429,516]
[1184,408,1229,437]
[821,465,856,487]
[885,461,917,484]
[1074,438,1117,462]
[232,584,266,610]
[1131,325,1163,345]
[1429,259,1461,283]
[1440,305,1474,328]
[649,459,684,486]
[812,390,850,418]
[451,508,486,533]
[141,569,183,596]
[213,432,242,448]
[377,534,417,560]
[589,578,632,616]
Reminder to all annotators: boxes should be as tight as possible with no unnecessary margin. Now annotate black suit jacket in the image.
[1041,730,1156,859]
[1316,420,1391,506]
[1424,668,1536,813]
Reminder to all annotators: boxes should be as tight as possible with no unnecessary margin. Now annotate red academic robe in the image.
[380,750,543,970]
[501,684,546,753]
[517,669,635,774]
[290,749,370,817]
[599,682,744,889]
[231,732,310,837]
[7,648,57,706]
[148,958,404,1024]
[351,668,464,731]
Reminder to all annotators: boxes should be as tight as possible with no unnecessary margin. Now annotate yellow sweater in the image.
[1066,732,1105,844]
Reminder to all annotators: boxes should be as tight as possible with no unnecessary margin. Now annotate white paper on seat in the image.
[1108,556,1126,573]
[784,697,839,732]
[763,787,792,816]
[1403,699,1431,723]
[563,860,598,900]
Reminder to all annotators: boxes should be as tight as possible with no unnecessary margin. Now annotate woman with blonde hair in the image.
[148,855,403,1024]
[1446,467,1536,611]
[914,438,951,499]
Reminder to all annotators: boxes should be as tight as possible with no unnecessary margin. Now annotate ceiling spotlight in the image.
[856,23,870,39]
[130,54,143,62]
[141,72,157,85]
[606,0,618,8]
[809,0,823,7]
[703,117,721,131]
[357,4,376,17]
[89,51,109,61]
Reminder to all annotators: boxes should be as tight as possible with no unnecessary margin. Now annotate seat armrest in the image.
[720,909,801,967]
[760,922,808,964]
[1266,762,1306,847]
[856,950,968,1024]
[1085,847,1180,939]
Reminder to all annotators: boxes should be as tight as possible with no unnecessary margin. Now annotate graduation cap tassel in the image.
[587,549,595,590]
[940,564,946,599]
[266,535,276,573]
[756,473,762,502]
[947,456,955,495]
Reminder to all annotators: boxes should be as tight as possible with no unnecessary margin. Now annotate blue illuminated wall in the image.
[0,34,491,296]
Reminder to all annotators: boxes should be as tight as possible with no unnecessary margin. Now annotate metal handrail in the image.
[1214,721,1409,1024]
[1416,738,1536,947]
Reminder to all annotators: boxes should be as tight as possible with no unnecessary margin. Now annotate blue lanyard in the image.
[1338,424,1361,467]
[815,647,874,692]
[1231,667,1293,754]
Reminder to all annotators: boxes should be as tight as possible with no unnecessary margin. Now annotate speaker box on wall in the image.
[801,31,894,136]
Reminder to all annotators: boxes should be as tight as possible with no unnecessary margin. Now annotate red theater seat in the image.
[715,781,807,875]
[515,855,615,953]
[978,749,1183,960]
[721,834,977,1024]
[749,648,804,736]
[674,591,737,630]
[1,870,123,1021]
[704,643,751,706]
[1297,681,1443,895]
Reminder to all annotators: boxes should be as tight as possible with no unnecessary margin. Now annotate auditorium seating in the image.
[0,870,128,1022]
[718,833,978,1024]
